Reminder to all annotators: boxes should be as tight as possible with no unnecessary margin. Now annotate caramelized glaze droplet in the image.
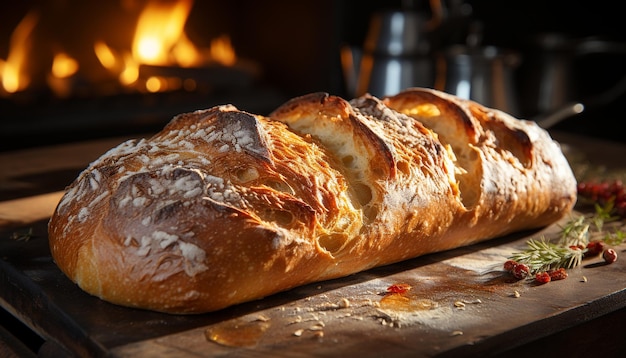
[379,293,437,312]
[205,318,270,347]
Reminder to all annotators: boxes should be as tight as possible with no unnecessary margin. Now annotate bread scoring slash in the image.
[48,88,577,314]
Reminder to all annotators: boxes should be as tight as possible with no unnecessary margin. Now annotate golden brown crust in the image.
[48,88,577,314]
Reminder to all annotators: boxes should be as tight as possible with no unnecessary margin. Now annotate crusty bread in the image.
[48,88,577,314]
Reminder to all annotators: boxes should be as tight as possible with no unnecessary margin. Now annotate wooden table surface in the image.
[1,131,626,357]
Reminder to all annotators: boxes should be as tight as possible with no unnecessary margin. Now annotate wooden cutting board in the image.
[1,132,626,357]
[2,212,626,357]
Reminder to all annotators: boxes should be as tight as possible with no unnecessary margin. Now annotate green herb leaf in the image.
[509,237,583,274]
[508,200,623,275]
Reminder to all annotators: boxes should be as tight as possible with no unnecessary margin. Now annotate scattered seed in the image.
[255,314,270,322]
[337,298,350,308]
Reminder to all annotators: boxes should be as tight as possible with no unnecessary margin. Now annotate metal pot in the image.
[433,45,521,116]
[517,33,626,121]
[341,10,435,98]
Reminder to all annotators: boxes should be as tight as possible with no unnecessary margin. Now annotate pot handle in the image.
[534,102,585,129]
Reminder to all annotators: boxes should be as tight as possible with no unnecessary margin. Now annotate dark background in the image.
[1,0,625,150]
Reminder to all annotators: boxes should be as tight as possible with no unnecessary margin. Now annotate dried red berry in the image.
[512,263,530,280]
[535,272,551,284]
[386,283,412,294]
[577,180,626,218]
[585,240,605,257]
[547,268,568,281]
[504,260,518,272]
[603,248,618,264]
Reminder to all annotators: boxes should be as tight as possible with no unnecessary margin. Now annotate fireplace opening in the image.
[0,0,347,152]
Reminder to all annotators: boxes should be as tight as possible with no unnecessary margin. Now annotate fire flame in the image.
[51,53,79,78]
[1,11,39,93]
[172,33,202,67]
[2,0,240,96]
[94,41,117,70]
[97,0,238,91]
[132,0,197,66]
[211,35,236,66]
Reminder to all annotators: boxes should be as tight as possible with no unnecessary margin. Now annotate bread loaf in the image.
[48,88,577,314]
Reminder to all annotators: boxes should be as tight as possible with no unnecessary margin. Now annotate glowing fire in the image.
[51,53,79,78]
[132,0,198,66]
[210,35,237,66]
[1,11,39,93]
[97,0,238,91]
[1,0,239,96]
[94,41,117,70]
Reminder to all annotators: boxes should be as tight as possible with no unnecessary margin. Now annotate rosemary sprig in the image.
[509,237,583,274]
[557,215,589,248]
[509,201,624,274]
